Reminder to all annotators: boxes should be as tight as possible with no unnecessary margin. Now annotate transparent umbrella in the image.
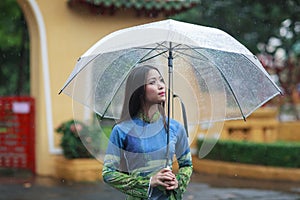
[59,19,281,163]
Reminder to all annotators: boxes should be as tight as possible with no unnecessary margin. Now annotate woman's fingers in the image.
[150,171,170,187]
[160,168,175,179]
[150,168,178,189]
[165,179,178,190]
[151,177,169,187]
[166,184,178,190]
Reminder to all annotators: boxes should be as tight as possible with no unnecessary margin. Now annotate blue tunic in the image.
[102,116,192,200]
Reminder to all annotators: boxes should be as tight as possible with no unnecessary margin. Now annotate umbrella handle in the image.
[173,94,189,137]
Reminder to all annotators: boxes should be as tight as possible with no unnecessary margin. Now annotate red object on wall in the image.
[0,97,35,173]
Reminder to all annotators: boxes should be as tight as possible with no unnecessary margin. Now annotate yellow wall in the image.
[278,122,300,141]
[18,0,164,176]
[17,0,300,178]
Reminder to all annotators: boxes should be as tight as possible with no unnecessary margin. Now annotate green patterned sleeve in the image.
[102,126,151,199]
[173,152,193,199]
[102,161,151,199]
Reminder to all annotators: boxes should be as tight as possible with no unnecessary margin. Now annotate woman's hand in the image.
[150,168,178,190]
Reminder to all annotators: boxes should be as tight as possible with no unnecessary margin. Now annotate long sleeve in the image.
[102,125,152,199]
[173,154,193,199]
[172,124,193,199]
[102,164,151,199]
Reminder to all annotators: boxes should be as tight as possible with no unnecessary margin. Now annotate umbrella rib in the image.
[59,54,101,94]
[175,50,209,62]
[134,42,182,51]
[242,54,282,94]
[135,42,170,62]
[162,43,182,50]
[138,50,168,63]
[189,48,247,121]
[216,68,246,121]
[135,47,167,50]
[100,44,167,119]
[171,45,211,61]
[136,47,201,51]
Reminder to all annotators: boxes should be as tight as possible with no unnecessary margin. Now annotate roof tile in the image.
[68,0,199,17]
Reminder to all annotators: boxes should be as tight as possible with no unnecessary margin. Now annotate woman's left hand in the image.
[164,175,178,190]
[150,168,178,190]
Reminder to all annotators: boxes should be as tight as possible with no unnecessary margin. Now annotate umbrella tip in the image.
[279,90,284,96]
[58,90,62,95]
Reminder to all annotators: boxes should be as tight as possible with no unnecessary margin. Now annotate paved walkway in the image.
[1,172,300,200]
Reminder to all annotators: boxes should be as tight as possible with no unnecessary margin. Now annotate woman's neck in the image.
[140,104,160,122]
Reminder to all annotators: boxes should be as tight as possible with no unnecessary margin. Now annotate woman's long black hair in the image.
[118,65,166,127]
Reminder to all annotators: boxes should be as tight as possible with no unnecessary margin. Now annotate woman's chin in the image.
[159,99,166,103]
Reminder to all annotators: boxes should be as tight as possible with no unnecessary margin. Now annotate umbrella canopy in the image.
[60,19,281,125]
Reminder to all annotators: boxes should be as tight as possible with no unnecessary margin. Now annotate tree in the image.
[172,0,300,120]
[0,0,29,96]
[171,0,299,55]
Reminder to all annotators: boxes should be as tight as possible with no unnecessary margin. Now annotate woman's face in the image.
[144,69,165,105]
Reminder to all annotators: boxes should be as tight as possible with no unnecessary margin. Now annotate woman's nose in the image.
[158,82,164,89]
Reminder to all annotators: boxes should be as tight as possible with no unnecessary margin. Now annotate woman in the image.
[102,65,193,200]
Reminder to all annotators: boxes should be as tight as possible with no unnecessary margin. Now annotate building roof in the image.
[68,0,199,17]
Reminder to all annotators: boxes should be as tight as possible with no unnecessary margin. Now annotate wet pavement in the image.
[1,171,300,200]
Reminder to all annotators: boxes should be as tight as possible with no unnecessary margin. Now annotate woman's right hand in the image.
[150,168,177,189]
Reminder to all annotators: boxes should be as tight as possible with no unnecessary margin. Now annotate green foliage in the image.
[0,0,23,50]
[56,119,106,159]
[171,0,299,55]
[198,139,300,168]
[0,0,29,96]
[1,0,297,96]
[172,0,300,118]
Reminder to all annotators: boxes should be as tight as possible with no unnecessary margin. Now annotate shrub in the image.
[56,119,102,159]
[198,139,300,168]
